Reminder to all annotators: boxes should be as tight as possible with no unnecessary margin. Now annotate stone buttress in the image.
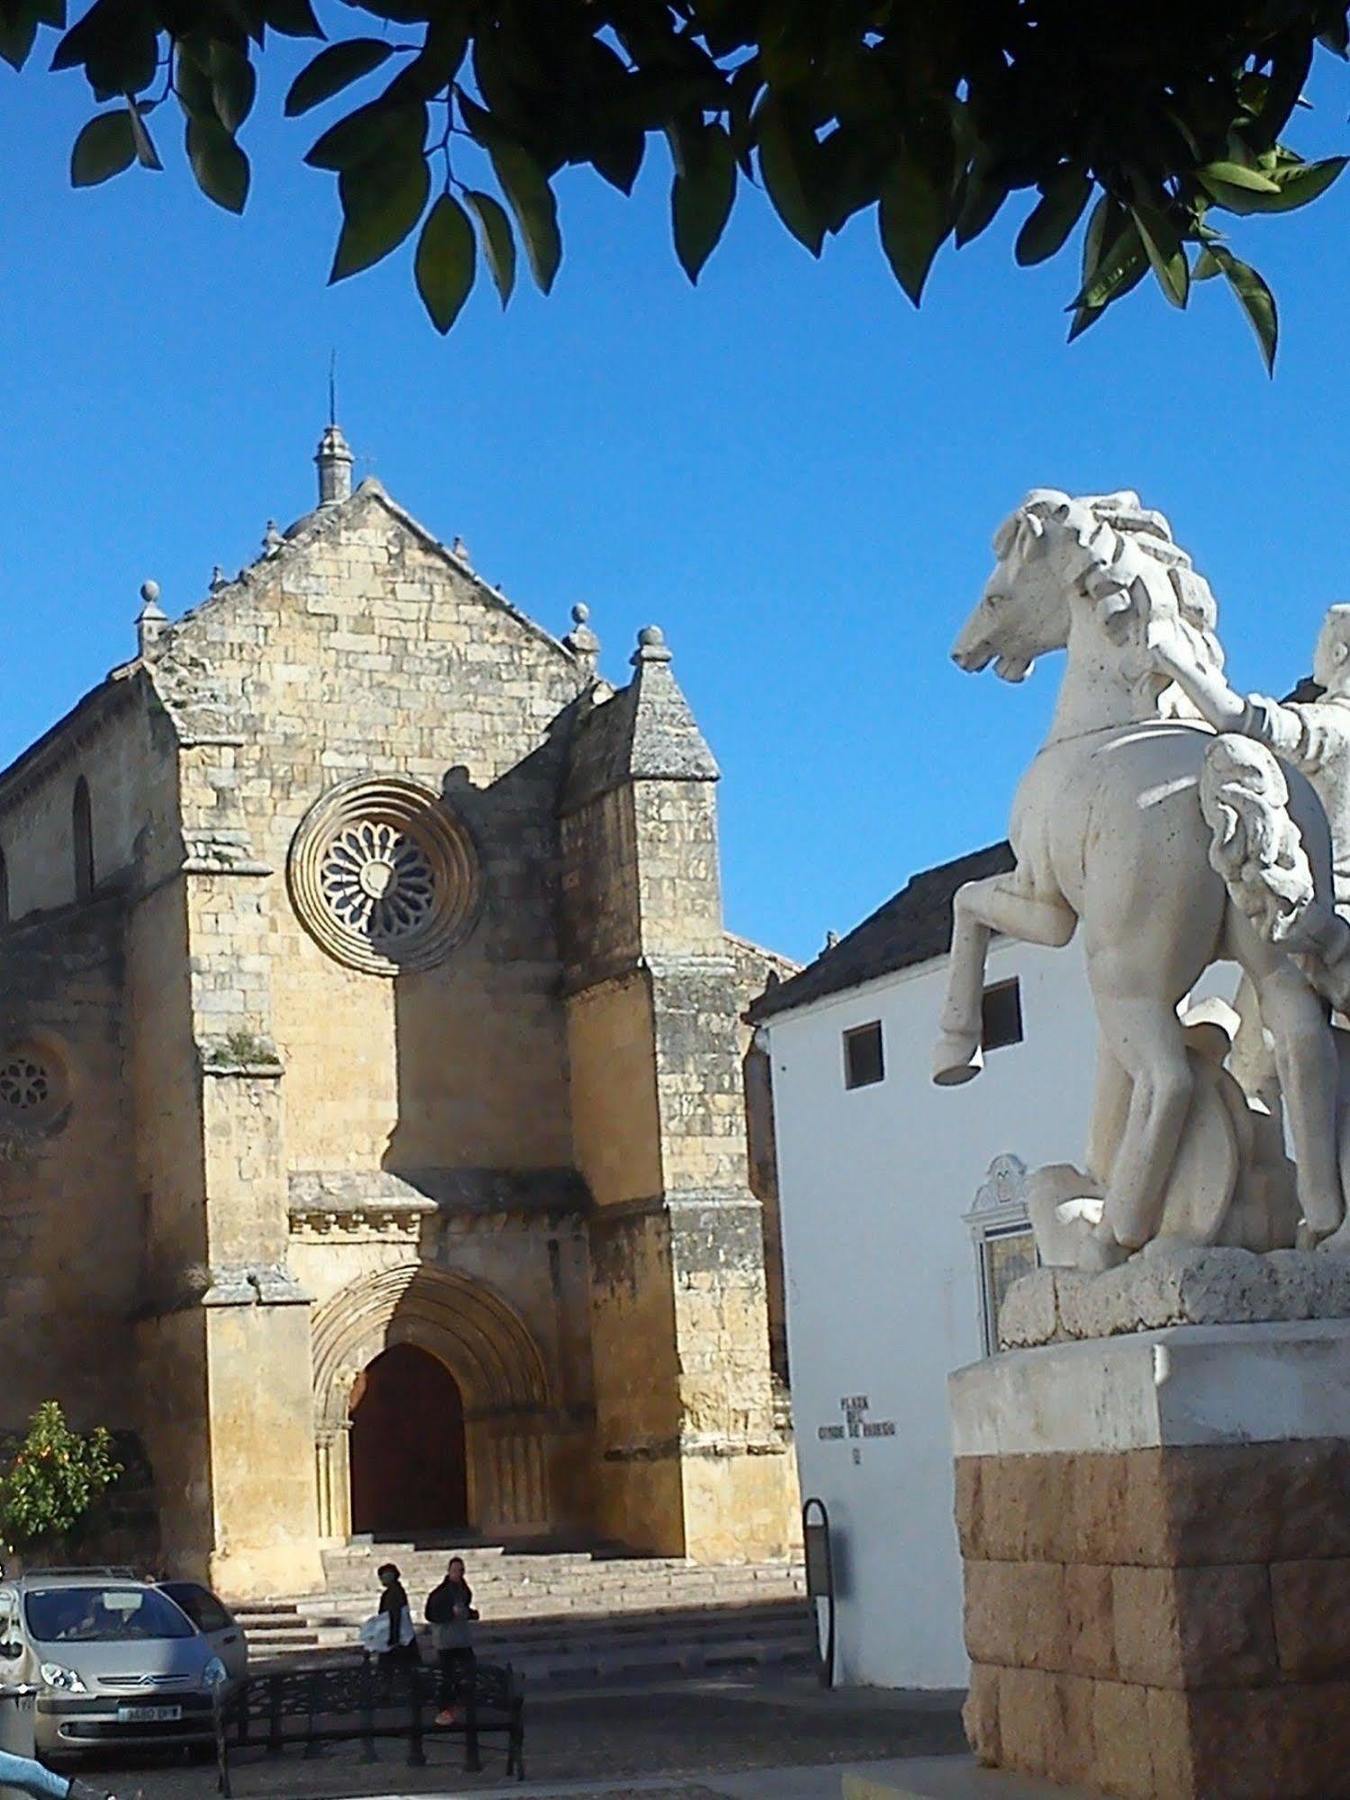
[560,628,793,1560]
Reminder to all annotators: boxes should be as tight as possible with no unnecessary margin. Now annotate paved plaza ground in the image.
[74,1676,969,1800]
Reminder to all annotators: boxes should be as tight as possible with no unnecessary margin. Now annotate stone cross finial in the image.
[137,579,167,658]
[564,602,601,669]
[315,422,354,506]
[632,624,673,667]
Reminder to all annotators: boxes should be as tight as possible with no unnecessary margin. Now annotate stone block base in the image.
[950,1322,1350,1800]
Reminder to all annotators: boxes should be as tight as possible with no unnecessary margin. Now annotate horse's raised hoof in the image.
[933,1033,983,1087]
[1314,1218,1350,1255]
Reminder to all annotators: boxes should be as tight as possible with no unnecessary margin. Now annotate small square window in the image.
[843,1021,884,1089]
[981,978,1023,1052]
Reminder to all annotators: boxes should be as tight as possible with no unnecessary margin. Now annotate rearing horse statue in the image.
[934,490,1349,1264]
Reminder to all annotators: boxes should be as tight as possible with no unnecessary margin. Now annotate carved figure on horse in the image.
[934,490,1350,1268]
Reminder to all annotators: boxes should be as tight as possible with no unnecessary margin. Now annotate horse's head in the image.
[951,489,1079,683]
[953,490,1221,713]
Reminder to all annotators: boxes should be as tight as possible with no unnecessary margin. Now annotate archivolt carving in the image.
[311,1263,550,1430]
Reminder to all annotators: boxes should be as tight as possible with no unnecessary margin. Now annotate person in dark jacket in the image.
[376,1563,419,1668]
[425,1556,477,1725]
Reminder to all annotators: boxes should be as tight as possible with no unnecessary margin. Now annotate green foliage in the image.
[21,0,1350,367]
[217,1028,281,1067]
[0,1402,122,1554]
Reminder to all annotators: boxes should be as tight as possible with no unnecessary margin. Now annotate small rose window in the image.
[0,1043,68,1132]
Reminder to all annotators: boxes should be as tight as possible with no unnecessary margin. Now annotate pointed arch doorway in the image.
[348,1342,469,1537]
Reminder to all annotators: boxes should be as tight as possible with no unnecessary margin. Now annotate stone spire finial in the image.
[631,624,673,667]
[315,422,354,506]
[137,579,167,658]
[564,601,601,670]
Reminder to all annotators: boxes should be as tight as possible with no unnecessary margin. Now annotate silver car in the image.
[0,1570,233,1758]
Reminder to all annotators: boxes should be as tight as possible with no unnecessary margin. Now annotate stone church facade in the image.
[0,428,796,1598]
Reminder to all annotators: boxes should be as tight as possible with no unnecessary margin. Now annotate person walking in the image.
[375,1563,419,1669]
[425,1556,477,1726]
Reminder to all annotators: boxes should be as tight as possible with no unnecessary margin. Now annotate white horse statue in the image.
[934,490,1350,1266]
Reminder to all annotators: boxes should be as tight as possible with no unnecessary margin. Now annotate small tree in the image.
[0,1402,122,1557]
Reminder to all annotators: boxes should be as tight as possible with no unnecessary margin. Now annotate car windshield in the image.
[25,1586,195,1644]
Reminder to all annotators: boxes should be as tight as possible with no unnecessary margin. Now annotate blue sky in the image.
[1,41,1348,963]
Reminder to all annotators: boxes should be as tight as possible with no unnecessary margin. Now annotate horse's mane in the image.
[1006,488,1225,679]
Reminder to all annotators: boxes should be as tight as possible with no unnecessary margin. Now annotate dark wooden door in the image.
[349,1342,469,1536]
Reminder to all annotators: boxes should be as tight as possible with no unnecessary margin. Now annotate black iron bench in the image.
[213,1657,524,1794]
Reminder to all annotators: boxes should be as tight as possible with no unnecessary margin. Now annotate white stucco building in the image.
[747,845,1099,1689]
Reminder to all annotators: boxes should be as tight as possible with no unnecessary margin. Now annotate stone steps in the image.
[227,1546,812,1684]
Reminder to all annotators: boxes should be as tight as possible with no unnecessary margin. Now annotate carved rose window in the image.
[321,819,439,947]
[288,777,480,976]
[0,1057,50,1111]
[0,1042,70,1135]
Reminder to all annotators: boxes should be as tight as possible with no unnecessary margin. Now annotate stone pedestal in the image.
[949,1311,1350,1800]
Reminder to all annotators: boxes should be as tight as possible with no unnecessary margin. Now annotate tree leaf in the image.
[1193,247,1223,280]
[1077,217,1147,311]
[1204,245,1278,375]
[591,130,645,196]
[878,146,950,307]
[1130,202,1189,309]
[285,39,394,117]
[954,161,1009,247]
[414,192,476,333]
[127,98,161,170]
[756,92,823,256]
[186,114,250,212]
[1015,163,1091,267]
[486,137,561,292]
[206,38,257,133]
[70,108,135,186]
[0,12,39,72]
[672,122,735,283]
[464,188,515,306]
[306,98,425,172]
[1258,154,1348,212]
[330,152,429,283]
[329,149,429,281]
[1198,160,1282,194]
[259,0,324,39]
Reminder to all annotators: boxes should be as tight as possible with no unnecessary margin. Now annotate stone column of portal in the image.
[948,1249,1350,1800]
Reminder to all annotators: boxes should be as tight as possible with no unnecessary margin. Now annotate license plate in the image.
[116,1704,182,1723]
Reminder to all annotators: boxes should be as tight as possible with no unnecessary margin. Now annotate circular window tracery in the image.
[0,1039,70,1136]
[0,1057,50,1111]
[288,777,480,976]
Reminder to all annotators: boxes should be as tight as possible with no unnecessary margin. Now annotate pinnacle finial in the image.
[315,421,354,506]
[137,580,167,657]
[632,623,672,666]
[564,601,601,667]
